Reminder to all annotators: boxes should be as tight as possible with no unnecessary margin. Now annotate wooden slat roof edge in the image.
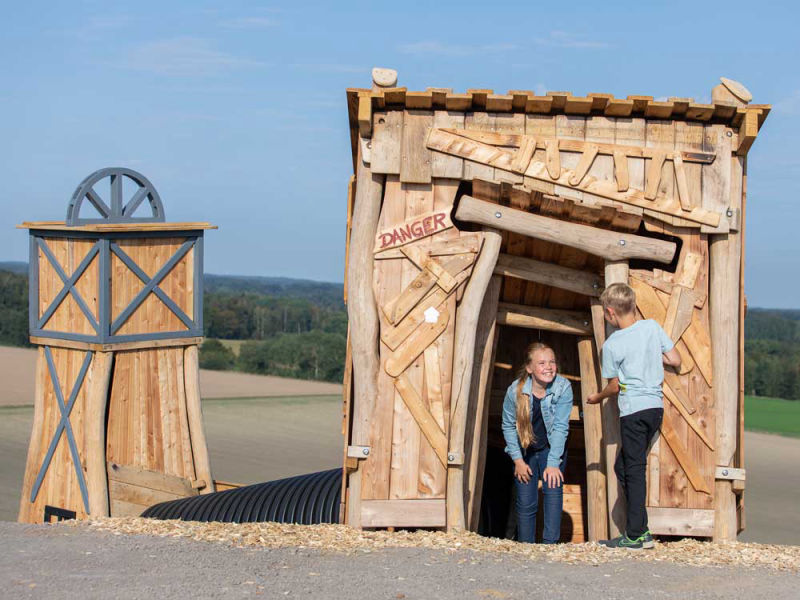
[17,221,217,232]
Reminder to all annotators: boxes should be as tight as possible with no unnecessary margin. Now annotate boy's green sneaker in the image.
[598,533,644,550]
[641,531,655,549]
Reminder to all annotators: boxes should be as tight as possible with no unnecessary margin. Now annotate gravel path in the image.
[1,522,797,600]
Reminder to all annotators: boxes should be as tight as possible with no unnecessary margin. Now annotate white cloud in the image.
[534,31,609,49]
[775,90,800,114]
[219,16,278,29]
[397,41,519,57]
[120,37,266,76]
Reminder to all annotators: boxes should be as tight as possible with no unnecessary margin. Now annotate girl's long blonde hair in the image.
[515,342,555,450]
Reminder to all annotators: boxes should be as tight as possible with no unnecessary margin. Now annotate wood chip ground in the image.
[71,518,800,572]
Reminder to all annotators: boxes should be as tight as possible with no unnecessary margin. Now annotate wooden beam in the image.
[394,373,448,467]
[446,231,502,532]
[344,145,385,529]
[465,275,502,531]
[455,195,676,263]
[577,338,608,541]
[496,303,592,335]
[184,345,215,494]
[428,129,721,227]
[438,128,716,164]
[494,253,602,297]
[384,303,449,377]
[648,507,714,537]
[660,410,712,494]
[86,352,113,517]
[601,260,627,538]
[361,499,445,528]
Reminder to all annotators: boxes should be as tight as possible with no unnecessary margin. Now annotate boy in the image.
[587,282,682,550]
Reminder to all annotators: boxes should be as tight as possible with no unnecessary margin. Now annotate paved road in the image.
[1,522,797,600]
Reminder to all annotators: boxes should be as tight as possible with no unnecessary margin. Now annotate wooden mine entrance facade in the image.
[341,71,768,541]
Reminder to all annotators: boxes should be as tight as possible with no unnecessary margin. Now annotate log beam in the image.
[455,195,676,263]
[577,338,608,541]
[446,231,502,532]
[496,303,592,335]
[345,145,386,528]
[494,253,603,297]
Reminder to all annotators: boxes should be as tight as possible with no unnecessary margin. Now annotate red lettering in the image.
[398,224,412,242]
[410,220,423,237]
[422,216,433,234]
[433,212,447,230]
[380,233,394,248]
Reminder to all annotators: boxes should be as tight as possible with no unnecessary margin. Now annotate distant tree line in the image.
[2,267,800,392]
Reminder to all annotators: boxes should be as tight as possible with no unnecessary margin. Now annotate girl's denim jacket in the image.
[501,374,573,468]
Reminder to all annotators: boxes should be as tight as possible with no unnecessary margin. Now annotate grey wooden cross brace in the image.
[109,239,195,334]
[36,239,100,334]
[30,347,93,514]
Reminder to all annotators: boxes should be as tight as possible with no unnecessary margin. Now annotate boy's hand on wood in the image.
[586,393,602,405]
[514,459,532,484]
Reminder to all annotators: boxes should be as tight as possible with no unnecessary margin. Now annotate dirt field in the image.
[0,346,341,407]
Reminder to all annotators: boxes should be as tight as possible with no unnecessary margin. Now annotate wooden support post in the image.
[455,195,676,263]
[465,275,502,530]
[18,348,47,522]
[602,260,628,537]
[710,231,742,540]
[86,352,113,517]
[345,143,386,527]
[446,231,502,532]
[577,338,608,541]
[184,345,216,495]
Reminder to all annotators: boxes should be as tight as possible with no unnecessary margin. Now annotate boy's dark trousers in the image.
[614,407,663,539]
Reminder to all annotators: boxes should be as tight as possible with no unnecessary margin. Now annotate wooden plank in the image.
[663,381,714,450]
[358,93,371,138]
[361,499,446,527]
[663,286,694,341]
[401,246,461,292]
[424,346,445,430]
[394,374,448,467]
[109,479,189,509]
[648,507,714,537]
[644,151,667,200]
[613,150,629,191]
[370,110,403,174]
[374,208,454,253]
[446,231,502,532]
[683,311,714,386]
[494,253,602,297]
[382,268,438,325]
[577,337,608,541]
[663,370,697,413]
[400,110,433,183]
[510,135,536,173]
[660,411,711,494]
[736,109,759,156]
[107,462,194,497]
[497,303,592,335]
[455,195,676,263]
[676,252,703,289]
[384,303,449,377]
[569,144,599,186]
[375,234,481,259]
[463,112,496,181]
[431,111,464,178]
[701,124,732,234]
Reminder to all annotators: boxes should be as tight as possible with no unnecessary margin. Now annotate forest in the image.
[1,266,798,392]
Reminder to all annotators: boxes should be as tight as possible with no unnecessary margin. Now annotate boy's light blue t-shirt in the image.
[601,319,674,417]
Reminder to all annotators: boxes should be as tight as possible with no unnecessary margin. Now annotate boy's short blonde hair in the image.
[600,282,636,315]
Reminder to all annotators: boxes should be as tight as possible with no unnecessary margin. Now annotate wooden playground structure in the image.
[16,70,770,544]
[341,69,769,541]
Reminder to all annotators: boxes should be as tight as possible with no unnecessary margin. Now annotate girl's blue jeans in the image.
[514,447,565,544]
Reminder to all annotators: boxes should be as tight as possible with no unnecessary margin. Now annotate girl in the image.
[501,342,573,544]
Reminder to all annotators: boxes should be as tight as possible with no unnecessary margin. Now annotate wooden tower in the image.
[18,168,217,523]
[340,70,768,541]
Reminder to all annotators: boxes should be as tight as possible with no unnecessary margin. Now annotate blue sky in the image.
[1,0,798,307]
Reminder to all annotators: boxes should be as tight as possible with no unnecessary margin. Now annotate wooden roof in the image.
[345,85,770,169]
